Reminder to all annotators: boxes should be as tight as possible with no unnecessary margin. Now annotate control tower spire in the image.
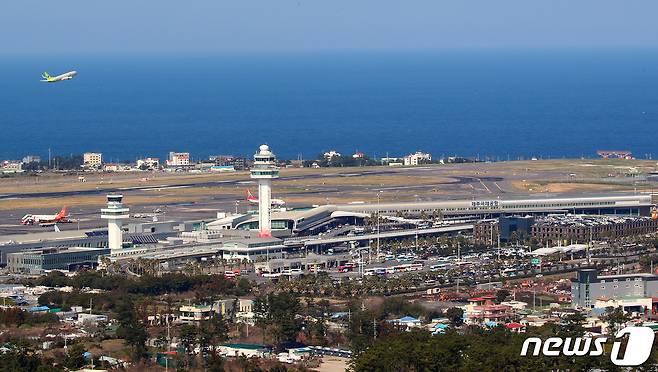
[250,145,279,237]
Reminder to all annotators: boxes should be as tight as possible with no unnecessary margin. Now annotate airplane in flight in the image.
[21,206,71,227]
[40,71,77,83]
[246,189,286,207]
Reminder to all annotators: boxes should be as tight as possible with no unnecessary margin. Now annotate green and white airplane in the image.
[40,70,77,83]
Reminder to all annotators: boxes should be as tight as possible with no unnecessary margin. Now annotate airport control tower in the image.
[101,194,129,253]
[250,144,279,237]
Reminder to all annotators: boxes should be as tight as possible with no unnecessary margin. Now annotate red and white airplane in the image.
[246,189,285,207]
[21,206,71,226]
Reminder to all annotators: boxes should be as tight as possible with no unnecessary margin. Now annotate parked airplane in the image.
[40,71,77,83]
[246,189,285,206]
[21,206,71,226]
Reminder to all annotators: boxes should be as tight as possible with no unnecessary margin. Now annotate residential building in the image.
[236,298,255,325]
[381,156,401,163]
[136,157,160,169]
[103,163,119,172]
[403,151,432,166]
[323,150,341,160]
[178,300,237,323]
[22,155,41,164]
[166,152,190,167]
[179,304,213,322]
[218,343,271,358]
[464,295,514,324]
[1,161,23,174]
[212,155,247,170]
[388,316,422,331]
[83,152,103,166]
[238,298,254,313]
[77,313,109,325]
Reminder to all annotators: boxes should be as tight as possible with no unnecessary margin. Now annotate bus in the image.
[338,265,352,273]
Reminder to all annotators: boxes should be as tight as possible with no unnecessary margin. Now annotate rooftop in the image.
[534,214,654,228]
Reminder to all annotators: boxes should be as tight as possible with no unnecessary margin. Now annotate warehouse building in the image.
[572,269,658,309]
[7,247,110,274]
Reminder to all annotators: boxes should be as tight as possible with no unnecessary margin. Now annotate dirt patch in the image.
[315,356,350,372]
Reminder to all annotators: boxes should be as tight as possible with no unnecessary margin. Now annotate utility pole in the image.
[457,241,461,262]
[415,229,418,251]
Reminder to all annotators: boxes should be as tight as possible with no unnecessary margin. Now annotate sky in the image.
[1,0,658,54]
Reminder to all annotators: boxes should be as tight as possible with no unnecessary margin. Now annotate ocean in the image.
[1,49,657,161]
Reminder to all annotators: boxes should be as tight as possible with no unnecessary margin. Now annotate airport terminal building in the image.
[337,195,652,219]
[221,194,653,237]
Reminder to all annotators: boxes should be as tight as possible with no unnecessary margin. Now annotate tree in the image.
[557,311,586,337]
[179,324,198,368]
[155,330,169,350]
[199,314,229,363]
[603,306,631,334]
[63,342,87,370]
[116,296,147,361]
[0,341,58,372]
[495,289,510,304]
[254,293,301,347]
[179,324,198,353]
[445,307,464,326]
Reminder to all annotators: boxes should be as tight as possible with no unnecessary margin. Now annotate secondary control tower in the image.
[101,194,129,253]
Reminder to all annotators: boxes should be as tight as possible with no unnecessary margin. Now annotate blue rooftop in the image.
[28,306,50,312]
[397,316,420,322]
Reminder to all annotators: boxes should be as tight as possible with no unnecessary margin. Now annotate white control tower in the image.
[250,145,279,237]
[101,194,129,253]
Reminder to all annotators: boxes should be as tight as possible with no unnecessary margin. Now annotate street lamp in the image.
[377,191,382,259]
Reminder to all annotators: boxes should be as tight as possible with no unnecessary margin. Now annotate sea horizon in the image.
[1,48,657,162]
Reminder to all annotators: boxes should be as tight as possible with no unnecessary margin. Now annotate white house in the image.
[403,151,432,166]
[323,150,341,160]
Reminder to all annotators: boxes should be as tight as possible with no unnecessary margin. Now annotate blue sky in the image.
[1,0,657,54]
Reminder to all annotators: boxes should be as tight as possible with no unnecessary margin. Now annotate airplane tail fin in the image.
[42,72,51,79]
[246,189,259,202]
[58,206,68,218]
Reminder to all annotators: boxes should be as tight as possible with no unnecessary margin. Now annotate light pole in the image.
[377,191,382,259]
